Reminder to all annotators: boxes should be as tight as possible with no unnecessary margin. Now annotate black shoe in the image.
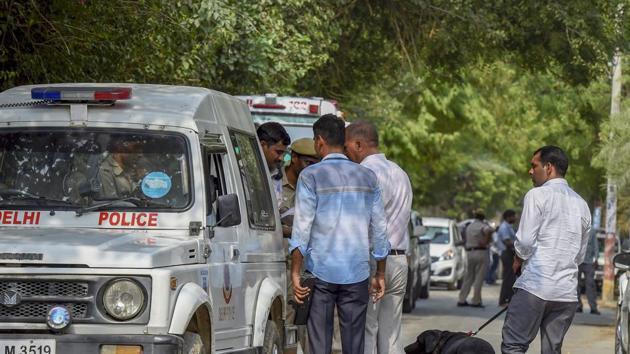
[576,307,583,313]
[591,309,601,315]
[470,303,485,308]
[457,301,469,307]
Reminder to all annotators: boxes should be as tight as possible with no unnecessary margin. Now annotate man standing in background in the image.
[501,146,591,354]
[577,229,600,315]
[498,209,518,306]
[457,209,494,308]
[345,121,412,354]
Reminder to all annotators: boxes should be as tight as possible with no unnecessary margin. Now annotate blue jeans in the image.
[486,252,500,284]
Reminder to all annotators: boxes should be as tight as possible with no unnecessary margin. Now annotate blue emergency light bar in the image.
[31,86,132,101]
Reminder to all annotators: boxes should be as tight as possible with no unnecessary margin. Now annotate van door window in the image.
[229,131,275,230]
[202,150,228,219]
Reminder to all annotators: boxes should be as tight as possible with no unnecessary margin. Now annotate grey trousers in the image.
[458,250,488,305]
[501,289,577,354]
[577,263,598,311]
[308,278,370,354]
[364,255,408,354]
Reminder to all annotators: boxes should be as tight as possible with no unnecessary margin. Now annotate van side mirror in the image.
[455,240,466,247]
[216,194,241,227]
[614,253,630,271]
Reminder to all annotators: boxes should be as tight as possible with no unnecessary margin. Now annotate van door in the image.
[228,130,285,333]
[201,137,248,351]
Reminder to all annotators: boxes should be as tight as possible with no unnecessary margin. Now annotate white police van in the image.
[236,94,340,141]
[0,84,293,354]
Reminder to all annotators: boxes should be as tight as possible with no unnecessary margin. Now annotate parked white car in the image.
[423,217,466,290]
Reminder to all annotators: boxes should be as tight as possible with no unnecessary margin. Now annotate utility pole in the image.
[603,52,622,303]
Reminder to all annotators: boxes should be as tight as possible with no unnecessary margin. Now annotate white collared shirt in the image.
[514,178,591,302]
[361,153,412,251]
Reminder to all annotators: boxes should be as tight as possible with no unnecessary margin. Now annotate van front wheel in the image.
[263,320,283,354]
[183,331,207,354]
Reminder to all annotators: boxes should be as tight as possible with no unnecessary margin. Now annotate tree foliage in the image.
[0,0,625,220]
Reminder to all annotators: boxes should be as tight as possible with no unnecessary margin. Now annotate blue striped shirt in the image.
[289,153,390,284]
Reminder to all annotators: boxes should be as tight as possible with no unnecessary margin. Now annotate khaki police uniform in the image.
[97,154,135,198]
[458,219,493,306]
[283,138,317,354]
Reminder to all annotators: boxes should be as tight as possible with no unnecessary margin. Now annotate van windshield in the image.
[0,129,191,210]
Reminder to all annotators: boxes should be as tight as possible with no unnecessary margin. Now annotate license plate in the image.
[0,340,55,354]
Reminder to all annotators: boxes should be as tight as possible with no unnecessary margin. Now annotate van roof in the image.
[0,84,254,132]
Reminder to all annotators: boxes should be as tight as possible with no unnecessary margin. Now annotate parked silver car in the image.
[403,211,431,313]
[425,217,467,290]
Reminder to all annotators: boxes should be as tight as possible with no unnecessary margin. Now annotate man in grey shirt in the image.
[501,146,591,354]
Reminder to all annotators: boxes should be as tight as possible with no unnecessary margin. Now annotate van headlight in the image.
[102,279,145,320]
[439,249,454,261]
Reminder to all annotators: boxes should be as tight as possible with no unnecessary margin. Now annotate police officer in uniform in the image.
[282,138,320,354]
[457,209,494,308]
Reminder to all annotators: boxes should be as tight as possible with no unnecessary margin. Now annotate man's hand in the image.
[370,272,386,303]
[513,256,523,276]
[291,272,310,304]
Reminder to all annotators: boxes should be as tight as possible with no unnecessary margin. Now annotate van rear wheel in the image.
[183,331,207,354]
[263,320,283,354]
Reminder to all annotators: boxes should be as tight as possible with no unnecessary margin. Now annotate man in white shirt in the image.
[345,121,412,354]
[501,146,591,354]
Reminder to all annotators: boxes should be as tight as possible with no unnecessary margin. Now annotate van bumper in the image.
[0,333,183,354]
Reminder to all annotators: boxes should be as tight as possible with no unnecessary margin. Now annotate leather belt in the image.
[466,247,488,251]
[389,249,406,256]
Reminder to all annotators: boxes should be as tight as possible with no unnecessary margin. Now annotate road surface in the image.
[401,282,615,353]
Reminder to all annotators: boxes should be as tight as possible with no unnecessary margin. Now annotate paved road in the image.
[401,282,615,353]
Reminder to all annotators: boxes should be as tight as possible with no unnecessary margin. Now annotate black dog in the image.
[404,330,495,354]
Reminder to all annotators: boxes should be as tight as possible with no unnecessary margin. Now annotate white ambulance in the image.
[0,84,294,354]
[236,94,340,141]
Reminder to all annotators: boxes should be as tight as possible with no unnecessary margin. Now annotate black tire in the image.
[183,331,207,354]
[617,305,627,354]
[419,278,430,299]
[263,320,283,354]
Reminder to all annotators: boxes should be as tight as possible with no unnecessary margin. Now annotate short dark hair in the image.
[503,209,516,220]
[257,122,290,146]
[313,114,345,147]
[534,145,569,177]
[346,121,379,147]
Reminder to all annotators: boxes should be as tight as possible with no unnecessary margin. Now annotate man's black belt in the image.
[389,249,406,255]
[466,247,488,251]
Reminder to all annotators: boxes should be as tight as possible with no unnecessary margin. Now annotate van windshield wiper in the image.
[75,197,171,216]
[0,188,77,207]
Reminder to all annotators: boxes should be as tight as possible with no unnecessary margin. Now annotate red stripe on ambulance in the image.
[98,212,158,227]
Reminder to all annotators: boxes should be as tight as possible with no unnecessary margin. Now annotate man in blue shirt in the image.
[289,114,390,354]
[497,209,517,306]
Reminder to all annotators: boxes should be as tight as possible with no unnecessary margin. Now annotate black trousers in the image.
[307,278,369,354]
[500,248,516,305]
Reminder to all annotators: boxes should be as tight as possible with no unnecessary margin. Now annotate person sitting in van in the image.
[256,122,291,201]
[97,139,142,199]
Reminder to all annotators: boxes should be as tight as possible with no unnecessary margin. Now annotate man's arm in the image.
[575,207,593,265]
[514,190,543,261]
[288,175,316,303]
[369,184,391,302]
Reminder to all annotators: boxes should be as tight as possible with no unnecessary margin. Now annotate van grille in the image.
[0,276,150,324]
[0,280,88,297]
[0,302,88,319]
